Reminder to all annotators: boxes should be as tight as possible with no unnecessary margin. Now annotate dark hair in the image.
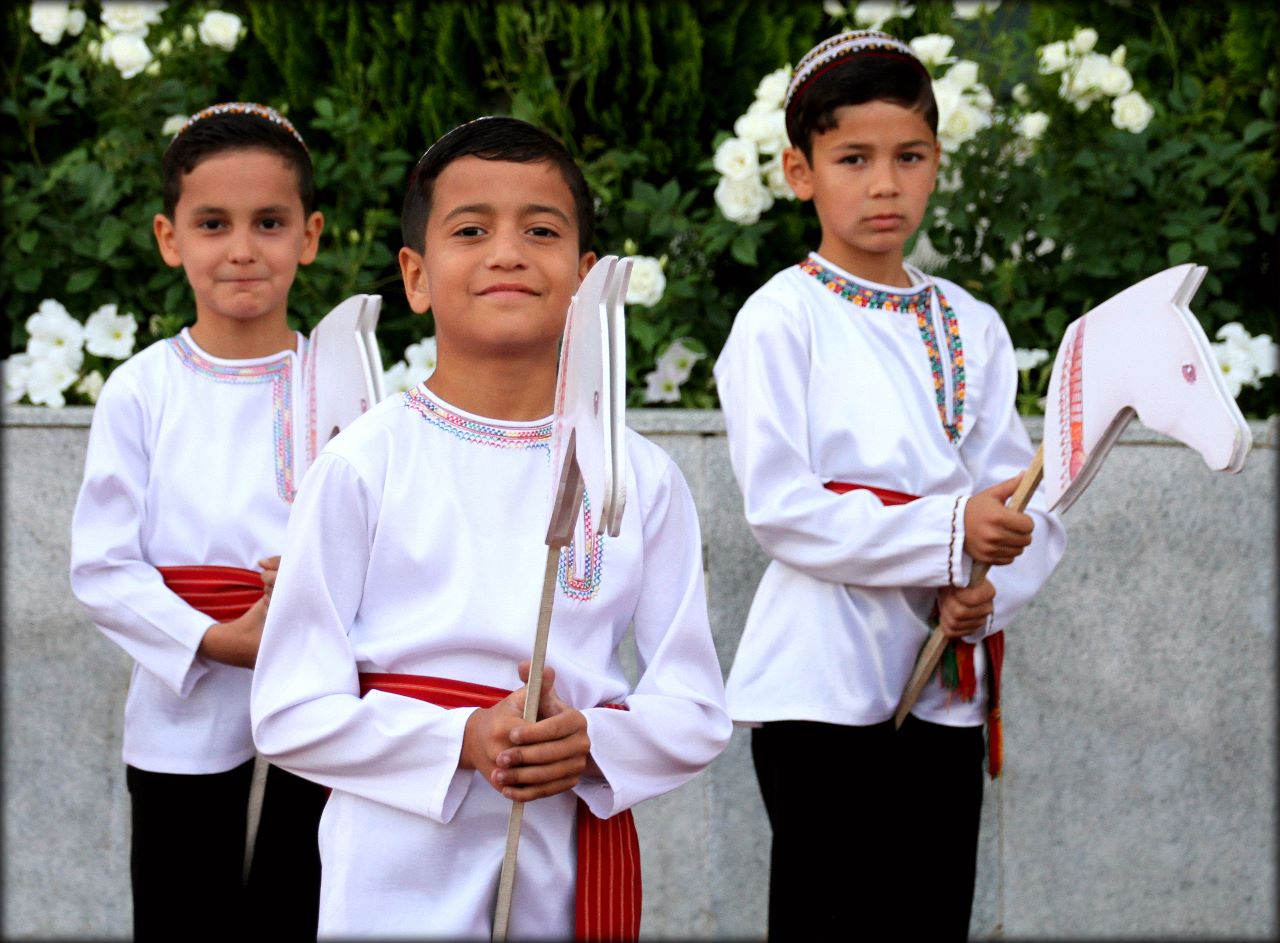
[786,54,938,161]
[400,116,594,255]
[161,113,315,218]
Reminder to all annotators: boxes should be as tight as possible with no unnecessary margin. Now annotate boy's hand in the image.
[964,474,1034,566]
[196,596,266,669]
[461,663,593,802]
[937,580,996,639]
[258,555,281,604]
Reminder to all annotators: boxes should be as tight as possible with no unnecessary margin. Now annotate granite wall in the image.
[4,406,1275,939]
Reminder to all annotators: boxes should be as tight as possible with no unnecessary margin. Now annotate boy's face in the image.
[153,148,323,331]
[398,156,594,364]
[782,101,939,282]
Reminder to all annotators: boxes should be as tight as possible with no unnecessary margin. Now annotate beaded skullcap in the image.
[168,102,308,152]
[784,30,925,115]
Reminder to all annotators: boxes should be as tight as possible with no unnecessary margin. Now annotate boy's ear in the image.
[298,211,325,265]
[577,251,597,282]
[398,246,431,314]
[781,146,814,202]
[153,213,182,268]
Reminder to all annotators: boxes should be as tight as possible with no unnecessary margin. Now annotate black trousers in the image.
[126,760,329,941]
[751,715,985,942]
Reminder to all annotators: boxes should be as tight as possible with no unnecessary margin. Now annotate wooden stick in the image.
[492,544,562,941]
[893,446,1045,729]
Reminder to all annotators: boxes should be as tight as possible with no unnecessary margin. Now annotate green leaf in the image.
[17,231,38,253]
[1243,120,1273,145]
[730,232,758,266]
[1167,241,1193,265]
[66,268,99,293]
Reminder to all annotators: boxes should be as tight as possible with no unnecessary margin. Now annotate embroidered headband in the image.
[168,102,308,152]
[784,30,925,115]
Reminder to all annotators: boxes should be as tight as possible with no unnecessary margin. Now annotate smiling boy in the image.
[249,116,730,940]
[70,103,330,939]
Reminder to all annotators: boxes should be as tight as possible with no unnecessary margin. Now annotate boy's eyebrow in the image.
[833,138,933,150]
[441,202,573,225]
[188,203,297,215]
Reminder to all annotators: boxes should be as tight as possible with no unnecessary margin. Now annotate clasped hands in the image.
[461,660,595,803]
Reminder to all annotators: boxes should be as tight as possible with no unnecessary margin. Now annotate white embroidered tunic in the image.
[70,328,310,773]
[714,252,1066,728]
[250,384,731,939]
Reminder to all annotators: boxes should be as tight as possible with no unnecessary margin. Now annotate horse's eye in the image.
[1181,363,1197,384]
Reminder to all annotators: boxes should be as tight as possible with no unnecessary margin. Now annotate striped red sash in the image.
[157,564,264,622]
[823,481,1006,777]
[358,672,642,941]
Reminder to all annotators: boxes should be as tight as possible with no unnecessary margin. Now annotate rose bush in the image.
[3,1,1274,418]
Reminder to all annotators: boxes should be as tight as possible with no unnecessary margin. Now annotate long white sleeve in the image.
[715,282,970,590]
[70,368,214,698]
[576,442,732,818]
[250,449,476,824]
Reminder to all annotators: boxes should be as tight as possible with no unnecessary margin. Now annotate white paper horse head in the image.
[546,255,632,546]
[1042,264,1251,512]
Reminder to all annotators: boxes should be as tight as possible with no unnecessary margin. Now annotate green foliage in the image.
[3,1,1275,416]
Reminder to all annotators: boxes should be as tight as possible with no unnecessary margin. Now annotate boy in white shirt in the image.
[249,116,731,940]
[70,103,330,939]
[714,31,1067,940]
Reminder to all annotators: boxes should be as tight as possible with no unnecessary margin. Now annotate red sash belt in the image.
[157,565,263,622]
[823,481,1006,777]
[358,672,642,942]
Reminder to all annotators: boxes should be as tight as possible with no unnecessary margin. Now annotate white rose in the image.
[625,256,666,307]
[822,1,847,18]
[404,337,437,377]
[24,354,79,407]
[1111,91,1154,133]
[656,339,706,384]
[854,1,906,30]
[161,113,188,136]
[102,32,153,79]
[1011,82,1031,107]
[1037,40,1071,75]
[3,354,33,405]
[754,67,791,109]
[909,34,956,68]
[382,362,415,395]
[1098,61,1133,97]
[953,0,999,20]
[25,299,85,368]
[100,1,166,36]
[76,370,105,403]
[712,136,760,182]
[941,59,980,90]
[940,99,991,152]
[1216,323,1277,381]
[84,303,138,359]
[155,36,172,56]
[181,23,195,43]
[1211,340,1255,398]
[1015,111,1049,141]
[1068,53,1112,97]
[29,1,73,44]
[1035,236,1056,256]
[198,10,242,52]
[714,175,773,225]
[761,154,795,200]
[1014,348,1050,371]
[1110,44,1127,67]
[1071,28,1099,55]
[642,365,683,404]
[733,110,777,149]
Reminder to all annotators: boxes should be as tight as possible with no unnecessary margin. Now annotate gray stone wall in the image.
[4,405,1275,939]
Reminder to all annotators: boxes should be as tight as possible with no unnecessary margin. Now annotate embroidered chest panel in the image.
[168,334,301,502]
[402,387,606,600]
[799,257,966,444]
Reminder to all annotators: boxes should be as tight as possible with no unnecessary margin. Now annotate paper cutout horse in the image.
[492,255,633,942]
[304,293,385,459]
[894,263,1252,727]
